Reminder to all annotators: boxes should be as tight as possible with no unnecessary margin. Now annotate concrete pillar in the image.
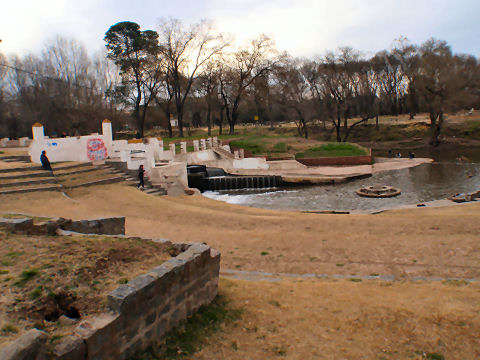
[193,140,200,152]
[158,138,164,153]
[120,150,128,162]
[180,141,187,154]
[169,143,176,156]
[32,123,44,141]
[212,137,218,148]
[200,139,206,151]
[102,119,112,142]
[206,137,212,149]
[234,150,239,159]
[239,149,245,159]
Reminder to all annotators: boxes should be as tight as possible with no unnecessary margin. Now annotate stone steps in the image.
[63,176,125,189]
[0,166,43,174]
[0,171,54,180]
[0,183,62,195]
[0,155,31,163]
[0,177,58,188]
[102,163,166,196]
[52,162,93,171]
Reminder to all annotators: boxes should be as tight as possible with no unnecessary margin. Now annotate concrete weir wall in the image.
[0,243,220,360]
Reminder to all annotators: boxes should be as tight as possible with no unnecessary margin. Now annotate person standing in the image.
[40,150,52,171]
[138,164,145,189]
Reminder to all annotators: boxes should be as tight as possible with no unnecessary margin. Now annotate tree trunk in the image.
[336,115,342,142]
[303,119,308,139]
[206,102,211,136]
[167,120,173,138]
[229,111,237,135]
[430,111,443,147]
[177,104,184,137]
[375,114,379,131]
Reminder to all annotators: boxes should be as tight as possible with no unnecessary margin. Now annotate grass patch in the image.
[133,294,242,359]
[30,286,43,299]
[0,214,52,222]
[295,143,367,158]
[229,139,266,155]
[1,324,18,334]
[268,300,281,307]
[272,142,287,153]
[426,352,445,360]
[14,268,39,287]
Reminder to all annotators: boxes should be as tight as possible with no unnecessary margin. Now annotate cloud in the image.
[1,0,478,58]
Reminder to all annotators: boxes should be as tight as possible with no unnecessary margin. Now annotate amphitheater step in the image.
[0,170,54,180]
[0,178,58,188]
[0,184,62,195]
[63,176,125,189]
[0,166,43,174]
[54,166,98,177]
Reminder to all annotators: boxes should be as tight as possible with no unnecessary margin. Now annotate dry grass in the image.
[0,183,479,357]
[0,227,172,345]
[194,278,480,360]
[0,184,479,281]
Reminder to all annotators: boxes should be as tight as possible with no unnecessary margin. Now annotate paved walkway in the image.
[221,268,478,283]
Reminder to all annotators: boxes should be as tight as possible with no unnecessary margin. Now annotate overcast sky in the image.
[1,0,479,58]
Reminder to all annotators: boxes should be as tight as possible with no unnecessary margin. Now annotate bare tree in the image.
[157,18,227,137]
[417,38,478,146]
[273,58,314,138]
[196,60,221,136]
[219,35,280,134]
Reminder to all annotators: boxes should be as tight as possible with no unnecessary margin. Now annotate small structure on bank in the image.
[356,185,401,198]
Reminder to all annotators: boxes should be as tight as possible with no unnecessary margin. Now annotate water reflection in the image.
[203,162,480,211]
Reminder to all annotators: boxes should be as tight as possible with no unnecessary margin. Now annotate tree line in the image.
[1,19,479,146]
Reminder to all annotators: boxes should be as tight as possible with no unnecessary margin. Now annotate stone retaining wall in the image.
[0,216,125,236]
[0,242,220,360]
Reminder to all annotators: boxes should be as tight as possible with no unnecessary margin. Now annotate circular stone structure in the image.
[356,185,401,198]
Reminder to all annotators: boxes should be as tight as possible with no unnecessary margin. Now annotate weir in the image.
[204,175,282,191]
[187,164,282,192]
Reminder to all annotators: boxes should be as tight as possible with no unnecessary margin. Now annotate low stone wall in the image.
[61,217,125,235]
[0,239,220,360]
[0,216,125,236]
[0,329,48,360]
[295,153,373,166]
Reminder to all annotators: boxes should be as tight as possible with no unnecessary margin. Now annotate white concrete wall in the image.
[29,135,112,164]
[187,150,217,163]
[29,122,113,164]
[149,162,188,189]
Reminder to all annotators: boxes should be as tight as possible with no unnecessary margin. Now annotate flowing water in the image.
[203,161,480,212]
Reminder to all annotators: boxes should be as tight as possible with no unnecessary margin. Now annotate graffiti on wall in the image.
[87,138,108,161]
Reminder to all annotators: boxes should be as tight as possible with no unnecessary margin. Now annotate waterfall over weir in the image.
[187,165,283,192]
